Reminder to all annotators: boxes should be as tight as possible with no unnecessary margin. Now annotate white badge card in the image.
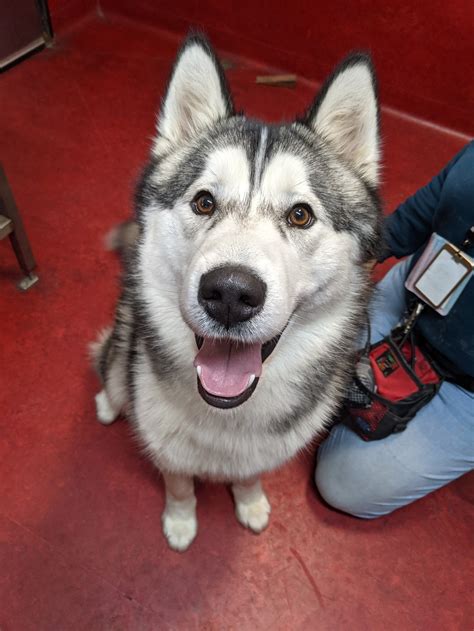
[405,233,445,287]
[414,244,472,309]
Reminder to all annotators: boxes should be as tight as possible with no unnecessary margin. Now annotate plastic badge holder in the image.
[405,233,474,316]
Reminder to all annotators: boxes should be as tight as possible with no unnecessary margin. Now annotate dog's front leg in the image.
[232,477,271,534]
[161,471,197,552]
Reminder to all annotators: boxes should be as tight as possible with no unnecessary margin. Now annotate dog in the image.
[91,34,382,551]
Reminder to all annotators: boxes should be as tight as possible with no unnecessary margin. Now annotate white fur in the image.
[162,510,197,552]
[95,390,119,425]
[153,44,229,155]
[199,145,251,201]
[92,327,129,425]
[253,126,268,187]
[173,149,363,346]
[135,117,368,482]
[232,478,271,533]
[161,472,197,551]
[130,138,369,550]
[107,362,128,411]
[88,326,112,365]
[311,62,379,186]
[96,44,381,551]
[259,151,328,221]
[135,240,363,483]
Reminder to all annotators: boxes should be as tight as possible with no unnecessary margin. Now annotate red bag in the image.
[344,331,442,441]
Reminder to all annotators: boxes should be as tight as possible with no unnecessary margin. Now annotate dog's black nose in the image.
[198,265,266,328]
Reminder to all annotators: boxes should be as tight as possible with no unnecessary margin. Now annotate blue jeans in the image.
[315,258,474,518]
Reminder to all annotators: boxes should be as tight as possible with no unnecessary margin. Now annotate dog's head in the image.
[136,35,382,409]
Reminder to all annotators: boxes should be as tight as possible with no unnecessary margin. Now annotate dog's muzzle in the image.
[193,264,281,409]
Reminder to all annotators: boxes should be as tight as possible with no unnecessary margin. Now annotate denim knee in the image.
[315,429,391,519]
[315,456,380,519]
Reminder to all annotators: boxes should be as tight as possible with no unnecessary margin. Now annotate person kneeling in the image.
[315,142,474,518]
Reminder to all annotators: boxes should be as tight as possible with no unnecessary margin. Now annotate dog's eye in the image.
[192,191,215,216]
[286,204,314,228]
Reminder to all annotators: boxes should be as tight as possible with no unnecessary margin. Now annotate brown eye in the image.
[287,204,314,228]
[192,191,215,216]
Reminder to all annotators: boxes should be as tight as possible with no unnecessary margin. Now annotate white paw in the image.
[95,390,119,425]
[162,511,197,552]
[235,493,271,533]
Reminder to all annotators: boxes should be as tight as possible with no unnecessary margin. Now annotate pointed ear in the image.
[153,34,234,155]
[305,53,380,187]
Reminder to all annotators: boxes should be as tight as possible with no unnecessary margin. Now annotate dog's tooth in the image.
[248,374,255,387]
[196,365,202,378]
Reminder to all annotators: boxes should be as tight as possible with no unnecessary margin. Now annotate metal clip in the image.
[402,302,425,336]
[462,226,474,249]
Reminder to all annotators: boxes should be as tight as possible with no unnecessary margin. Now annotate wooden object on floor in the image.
[256,74,297,86]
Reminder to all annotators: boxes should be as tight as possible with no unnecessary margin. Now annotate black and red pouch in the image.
[343,331,443,441]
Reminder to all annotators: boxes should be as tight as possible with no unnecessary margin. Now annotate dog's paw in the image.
[162,511,197,552]
[95,390,119,425]
[235,493,271,533]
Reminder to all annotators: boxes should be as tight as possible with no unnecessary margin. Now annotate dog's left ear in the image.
[305,53,380,188]
[153,34,234,155]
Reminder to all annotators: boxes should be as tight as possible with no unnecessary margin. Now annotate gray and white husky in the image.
[92,34,382,551]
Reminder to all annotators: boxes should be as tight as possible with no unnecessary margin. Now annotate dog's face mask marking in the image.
[137,36,381,409]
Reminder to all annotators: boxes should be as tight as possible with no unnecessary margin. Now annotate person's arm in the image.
[380,143,472,261]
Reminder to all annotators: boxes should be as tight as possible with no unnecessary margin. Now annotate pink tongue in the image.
[194,339,263,398]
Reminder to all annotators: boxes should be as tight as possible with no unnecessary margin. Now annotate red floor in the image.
[1,12,473,631]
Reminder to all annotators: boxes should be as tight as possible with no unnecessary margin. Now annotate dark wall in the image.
[48,0,96,32]
[47,0,473,134]
[99,0,474,135]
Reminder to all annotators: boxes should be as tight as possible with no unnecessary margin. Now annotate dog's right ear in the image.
[153,34,234,155]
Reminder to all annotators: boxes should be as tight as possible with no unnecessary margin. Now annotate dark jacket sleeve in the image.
[380,144,471,261]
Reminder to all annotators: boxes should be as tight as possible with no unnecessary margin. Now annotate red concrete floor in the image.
[1,12,473,631]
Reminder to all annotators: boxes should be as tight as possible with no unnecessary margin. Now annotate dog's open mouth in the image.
[193,335,280,409]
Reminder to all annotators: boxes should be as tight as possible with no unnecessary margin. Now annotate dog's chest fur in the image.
[126,267,365,481]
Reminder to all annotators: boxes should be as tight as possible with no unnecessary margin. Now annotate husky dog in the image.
[92,34,382,551]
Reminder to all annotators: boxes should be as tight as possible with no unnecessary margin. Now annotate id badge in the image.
[405,234,474,315]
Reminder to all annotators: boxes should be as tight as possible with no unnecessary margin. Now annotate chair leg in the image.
[0,164,38,290]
